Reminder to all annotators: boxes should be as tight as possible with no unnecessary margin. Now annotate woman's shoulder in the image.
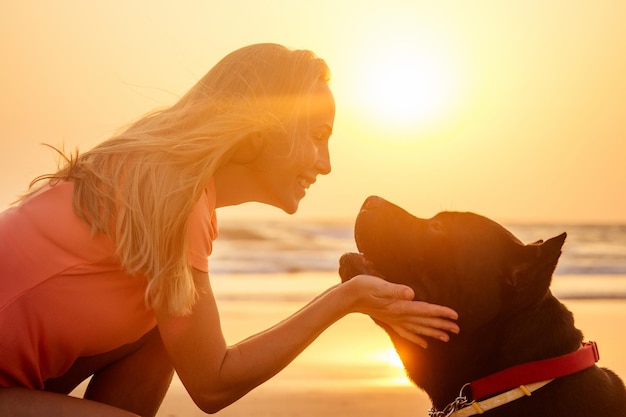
[3,180,115,261]
[15,181,77,225]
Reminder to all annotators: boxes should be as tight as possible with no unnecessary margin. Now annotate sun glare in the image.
[341,23,464,143]
[371,347,405,369]
[359,43,454,128]
[367,348,412,386]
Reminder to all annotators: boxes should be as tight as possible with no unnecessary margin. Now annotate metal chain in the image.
[428,396,470,417]
[428,384,473,417]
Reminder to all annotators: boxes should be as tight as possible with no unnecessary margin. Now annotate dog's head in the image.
[339,195,566,335]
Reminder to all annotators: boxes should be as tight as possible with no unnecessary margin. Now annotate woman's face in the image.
[254,81,336,214]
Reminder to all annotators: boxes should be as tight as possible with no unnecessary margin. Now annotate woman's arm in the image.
[155,269,458,414]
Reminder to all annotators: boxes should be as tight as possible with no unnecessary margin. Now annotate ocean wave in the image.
[209,221,626,276]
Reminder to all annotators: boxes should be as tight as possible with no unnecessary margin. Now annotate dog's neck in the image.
[412,292,584,410]
[496,292,583,367]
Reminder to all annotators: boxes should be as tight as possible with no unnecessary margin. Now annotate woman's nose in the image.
[316,147,331,175]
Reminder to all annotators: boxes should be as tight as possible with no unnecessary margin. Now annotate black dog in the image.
[339,196,626,417]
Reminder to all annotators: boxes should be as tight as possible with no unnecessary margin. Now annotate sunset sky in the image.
[2,0,625,223]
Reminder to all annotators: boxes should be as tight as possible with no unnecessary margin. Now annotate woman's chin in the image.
[281,203,299,215]
[278,196,302,215]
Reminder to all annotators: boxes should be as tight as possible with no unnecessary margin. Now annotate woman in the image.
[0,43,459,416]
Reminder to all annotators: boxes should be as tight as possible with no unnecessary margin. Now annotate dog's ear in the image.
[506,232,567,300]
[538,232,567,264]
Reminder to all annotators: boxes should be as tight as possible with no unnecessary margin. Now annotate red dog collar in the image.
[470,341,600,401]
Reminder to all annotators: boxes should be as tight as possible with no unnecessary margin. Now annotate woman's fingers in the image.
[389,282,415,301]
[347,275,461,347]
[394,329,430,349]
[388,319,455,349]
[401,301,460,332]
[366,277,459,320]
[392,301,460,341]
[408,315,460,336]
[415,301,459,321]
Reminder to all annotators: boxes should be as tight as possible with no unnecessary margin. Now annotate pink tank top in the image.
[0,181,217,388]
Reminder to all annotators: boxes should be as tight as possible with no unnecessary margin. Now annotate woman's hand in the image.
[342,274,459,348]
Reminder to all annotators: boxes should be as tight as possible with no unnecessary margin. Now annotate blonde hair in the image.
[26,43,330,316]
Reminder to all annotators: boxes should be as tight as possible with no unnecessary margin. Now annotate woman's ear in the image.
[230,132,264,164]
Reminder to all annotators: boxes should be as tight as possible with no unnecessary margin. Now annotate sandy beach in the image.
[144,272,626,417]
[66,272,626,416]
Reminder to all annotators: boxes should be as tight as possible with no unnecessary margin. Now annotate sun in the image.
[359,44,454,127]
[341,24,464,143]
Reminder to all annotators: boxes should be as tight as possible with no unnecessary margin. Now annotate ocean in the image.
[209,220,626,300]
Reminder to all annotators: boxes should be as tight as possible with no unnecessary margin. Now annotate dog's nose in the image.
[361,195,385,211]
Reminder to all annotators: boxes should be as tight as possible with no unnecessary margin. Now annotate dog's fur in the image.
[339,196,626,416]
